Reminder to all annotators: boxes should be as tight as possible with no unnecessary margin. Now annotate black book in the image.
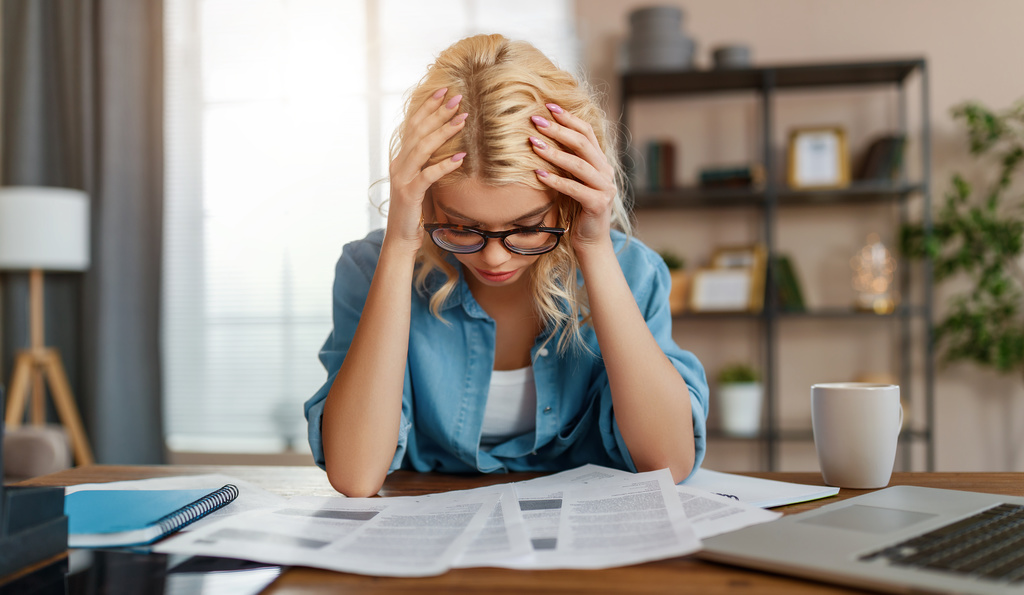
[857,135,906,181]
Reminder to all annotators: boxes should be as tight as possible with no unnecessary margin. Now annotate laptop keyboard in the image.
[860,503,1024,583]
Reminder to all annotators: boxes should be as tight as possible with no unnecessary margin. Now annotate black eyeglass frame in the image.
[422,223,567,255]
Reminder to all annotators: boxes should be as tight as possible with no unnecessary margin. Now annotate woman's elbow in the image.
[668,461,693,484]
[326,462,386,498]
[634,450,695,484]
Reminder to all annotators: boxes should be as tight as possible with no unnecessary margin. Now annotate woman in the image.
[305,34,708,497]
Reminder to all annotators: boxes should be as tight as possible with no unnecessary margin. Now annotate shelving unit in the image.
[619,59,934,471]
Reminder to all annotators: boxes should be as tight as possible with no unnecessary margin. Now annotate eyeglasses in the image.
[423,223,566,256]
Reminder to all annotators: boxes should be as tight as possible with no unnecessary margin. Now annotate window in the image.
[163,0,578,453]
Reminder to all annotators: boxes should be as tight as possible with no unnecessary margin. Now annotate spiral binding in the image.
[155,484,239,537]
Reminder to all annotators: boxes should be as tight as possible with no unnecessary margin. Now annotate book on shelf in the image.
[772,255,805,312]
[699,163,765,189]
[65,484,239,547]
[645,139,676,191]
[856,134,906,182]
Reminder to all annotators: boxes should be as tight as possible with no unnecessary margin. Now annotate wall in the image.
[575,0,1024,471]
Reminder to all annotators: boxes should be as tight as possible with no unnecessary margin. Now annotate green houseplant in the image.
[901,99,1024,377]
[718,363,759,384]
[716,363,762,437]
[659,250,689,314]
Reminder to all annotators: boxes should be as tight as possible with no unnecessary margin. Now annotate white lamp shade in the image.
[0,186,91,271]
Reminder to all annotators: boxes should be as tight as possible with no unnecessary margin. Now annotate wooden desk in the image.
[18,466,1024,594]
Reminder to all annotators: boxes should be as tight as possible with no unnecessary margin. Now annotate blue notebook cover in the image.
[65,485,238,547]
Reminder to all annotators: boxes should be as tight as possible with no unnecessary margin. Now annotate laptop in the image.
[700,485,1024,594]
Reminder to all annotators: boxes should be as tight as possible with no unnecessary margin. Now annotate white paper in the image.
[452,484,532,567]
[144,465,808,577]
[794,131,840,185]
[675,485,781,539]
[156,490,500,577]
[500,468,700,570]
[682,468,839,508]
[511,463,633,491]
[64,474,289,530]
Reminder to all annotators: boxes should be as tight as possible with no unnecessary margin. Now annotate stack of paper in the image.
[152,465,802,577]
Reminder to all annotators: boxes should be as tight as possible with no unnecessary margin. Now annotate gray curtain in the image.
[1,0,165,464]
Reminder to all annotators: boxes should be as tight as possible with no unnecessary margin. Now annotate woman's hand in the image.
[386,88,468,251]
[529,104,616,252]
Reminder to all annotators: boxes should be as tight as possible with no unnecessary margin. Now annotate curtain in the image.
[0,0,165,463]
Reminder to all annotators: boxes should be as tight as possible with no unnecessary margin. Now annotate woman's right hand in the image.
[386,88,468,252]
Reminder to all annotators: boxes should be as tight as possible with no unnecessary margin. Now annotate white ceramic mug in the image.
[810,383,902,489]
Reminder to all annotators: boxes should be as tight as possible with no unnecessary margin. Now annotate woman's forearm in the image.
[577,241,696,483]
[321,239,419,496]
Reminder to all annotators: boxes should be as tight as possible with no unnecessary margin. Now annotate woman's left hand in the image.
[529,104,616,252]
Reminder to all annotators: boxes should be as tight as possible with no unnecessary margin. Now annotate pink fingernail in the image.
[452,152,467,162]
[446,95,463,109]
[531,115,550,128]
[535,169,549,178]
[451,112,469,126]
[546,103,563,114]
[433,88,447,99]
[529,136,547,149]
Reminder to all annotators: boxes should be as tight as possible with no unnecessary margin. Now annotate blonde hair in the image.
[392,34,632,354]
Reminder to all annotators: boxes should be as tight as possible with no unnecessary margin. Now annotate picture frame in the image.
[787,126,850,189]
[689,268,753,312]
[691,244,767,312]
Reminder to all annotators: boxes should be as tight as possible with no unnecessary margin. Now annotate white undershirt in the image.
[480,365,537,447]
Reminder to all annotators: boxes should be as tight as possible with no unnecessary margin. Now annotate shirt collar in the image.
[425,256,491,320]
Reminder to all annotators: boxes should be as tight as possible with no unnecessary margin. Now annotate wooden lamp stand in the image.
[4,269,94,465]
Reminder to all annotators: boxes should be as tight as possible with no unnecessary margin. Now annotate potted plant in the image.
[659,250,688,314]
[716,363,763,437]
[901,99,1024,378]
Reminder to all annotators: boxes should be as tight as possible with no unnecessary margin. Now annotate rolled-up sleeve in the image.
[597,238,710,480]
[304,231,414,471]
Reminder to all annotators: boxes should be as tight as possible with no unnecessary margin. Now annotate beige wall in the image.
[576,0,1024,472]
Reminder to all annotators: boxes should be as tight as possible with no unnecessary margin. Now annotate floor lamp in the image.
[0,186,95,465]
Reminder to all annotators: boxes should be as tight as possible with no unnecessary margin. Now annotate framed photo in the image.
[787,126,850,189]
[691,244,767,312]
[690,268,752,312]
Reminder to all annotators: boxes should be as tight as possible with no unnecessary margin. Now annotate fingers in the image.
[531,106,611,179]
[385,89,467,244]
[529,134,607,192]
[529,104,615,209]
[404,111,468,180]
[392,90,467,183]
[407,152,467,200]
[544,103,603,158]
[533,167,605,206]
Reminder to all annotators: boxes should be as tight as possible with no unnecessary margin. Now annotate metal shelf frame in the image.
[620,58,934,471]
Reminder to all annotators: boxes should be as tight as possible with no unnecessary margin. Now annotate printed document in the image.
[498,468,700,570]
[682,468,839,508]
[675,485,780,538]
[154,464,788,577]
[157,489,500,577]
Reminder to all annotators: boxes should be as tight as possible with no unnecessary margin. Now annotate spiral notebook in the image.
[66,484,238,547]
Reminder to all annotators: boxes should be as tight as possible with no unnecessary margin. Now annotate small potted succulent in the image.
[659,250,689,314]
[716,363,763,437]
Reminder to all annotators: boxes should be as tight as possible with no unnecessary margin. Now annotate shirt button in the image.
[531,450,537,455]
[538,348,549,357]
[544,407,552,413]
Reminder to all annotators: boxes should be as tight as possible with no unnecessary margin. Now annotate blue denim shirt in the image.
[305,229,709,478]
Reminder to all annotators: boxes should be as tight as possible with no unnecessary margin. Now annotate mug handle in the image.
[896,399,904,434]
